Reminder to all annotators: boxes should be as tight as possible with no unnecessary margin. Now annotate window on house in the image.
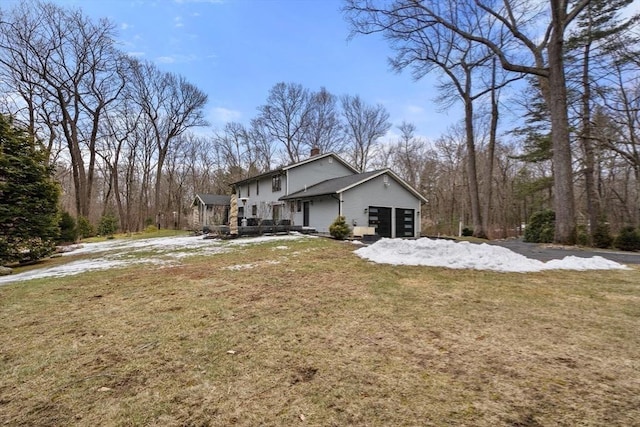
[237,188,241,198]
[297,200,302,212]
[247,182,250,197]
[256,180,259,195]
[272,174,281,192]
[252,205,257,216]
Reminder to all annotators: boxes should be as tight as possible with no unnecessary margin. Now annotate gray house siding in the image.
[231,155,425,236]
[286,157,354,195]
[305,195,341,233]
[235,155,351,224]
[237,174,286,222]
[341,174,422,238]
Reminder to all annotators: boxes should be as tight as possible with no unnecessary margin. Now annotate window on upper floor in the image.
[272,174,282,192]
[256,180,260,196]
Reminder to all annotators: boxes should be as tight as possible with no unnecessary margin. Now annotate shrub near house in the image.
[329,216,350,240]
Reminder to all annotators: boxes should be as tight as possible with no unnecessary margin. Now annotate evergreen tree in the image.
[566,0,640,245]
[329,216,350,240]
[58,211,78,243]
[97,213,119,238]
[0,114,60,264]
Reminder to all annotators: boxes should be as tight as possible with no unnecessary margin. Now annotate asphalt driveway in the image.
[488,239,640,265]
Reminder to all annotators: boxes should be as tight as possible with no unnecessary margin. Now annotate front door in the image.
[369,206,392,238]
[303,201,310,226]
[395,208,415,237]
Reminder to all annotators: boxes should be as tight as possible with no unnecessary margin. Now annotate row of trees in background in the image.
[0,1,395,235]
[345,0,640,244]
[1,0,640,250]
[0,1,208,233]
[214,82,392,178]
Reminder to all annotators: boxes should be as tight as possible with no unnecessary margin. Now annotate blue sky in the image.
[40,0,454,140]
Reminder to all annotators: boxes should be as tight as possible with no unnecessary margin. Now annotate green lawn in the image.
[1,237,638,426]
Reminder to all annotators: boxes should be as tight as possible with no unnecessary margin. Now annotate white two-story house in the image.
[232,151,427,238]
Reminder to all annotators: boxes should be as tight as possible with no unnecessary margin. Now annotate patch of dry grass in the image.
[1,237,639,426]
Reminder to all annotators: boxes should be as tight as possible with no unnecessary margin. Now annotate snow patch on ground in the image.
[222,263,257,271]
[1,234,629,285]
[0,234,308,285]
[222,260,281,271]
[354,238,629,272]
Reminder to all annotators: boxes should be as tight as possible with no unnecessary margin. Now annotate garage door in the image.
[368,206,392,238]
[395,208,415,237]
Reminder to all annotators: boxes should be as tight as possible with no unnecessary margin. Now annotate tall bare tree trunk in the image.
[463,95,485,238]
[580,40,600,241]
[545,0,576,244]
[482,58,499,238]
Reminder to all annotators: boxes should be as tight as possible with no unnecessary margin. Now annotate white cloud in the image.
[406,104,425,115]
[157,56,176,64]
[210,106,242,124]
[154,53,199,64]
[174,16,184,28]
[378,129,400,147]
[174,0,225,3]
[127,51,146,57]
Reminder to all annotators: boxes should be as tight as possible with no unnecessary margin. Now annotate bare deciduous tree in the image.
[341,94,391,172]
[129,59,208,220]
[257,82,312,164]
[566,0,639,240]
[304,87,345,154]
[248,119,276,171]
[214,122,257,184]
[0,0,126,218]
[345,0,596,243]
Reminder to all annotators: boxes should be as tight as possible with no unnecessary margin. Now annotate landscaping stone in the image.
[0,266,13,276]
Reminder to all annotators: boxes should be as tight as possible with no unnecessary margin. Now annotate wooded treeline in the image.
[1,0,639,243]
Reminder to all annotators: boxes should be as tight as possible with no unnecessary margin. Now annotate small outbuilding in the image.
[191,194,231,231]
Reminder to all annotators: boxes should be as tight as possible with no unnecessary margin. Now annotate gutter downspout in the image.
[330,193,342,216]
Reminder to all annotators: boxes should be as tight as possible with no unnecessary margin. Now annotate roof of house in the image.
[279,169,428,203]
[192,194,231,207]
[231,152,358,186]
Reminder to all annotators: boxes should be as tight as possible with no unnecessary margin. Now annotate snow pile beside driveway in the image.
[354,238,629,273]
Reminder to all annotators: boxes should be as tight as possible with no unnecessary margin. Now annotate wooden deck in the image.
[202,224,317,237]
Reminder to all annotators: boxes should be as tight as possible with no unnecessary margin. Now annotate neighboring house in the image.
[191,194,231,230]
[232,152,427,238]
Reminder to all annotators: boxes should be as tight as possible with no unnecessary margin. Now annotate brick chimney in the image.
[310,147,320,157]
